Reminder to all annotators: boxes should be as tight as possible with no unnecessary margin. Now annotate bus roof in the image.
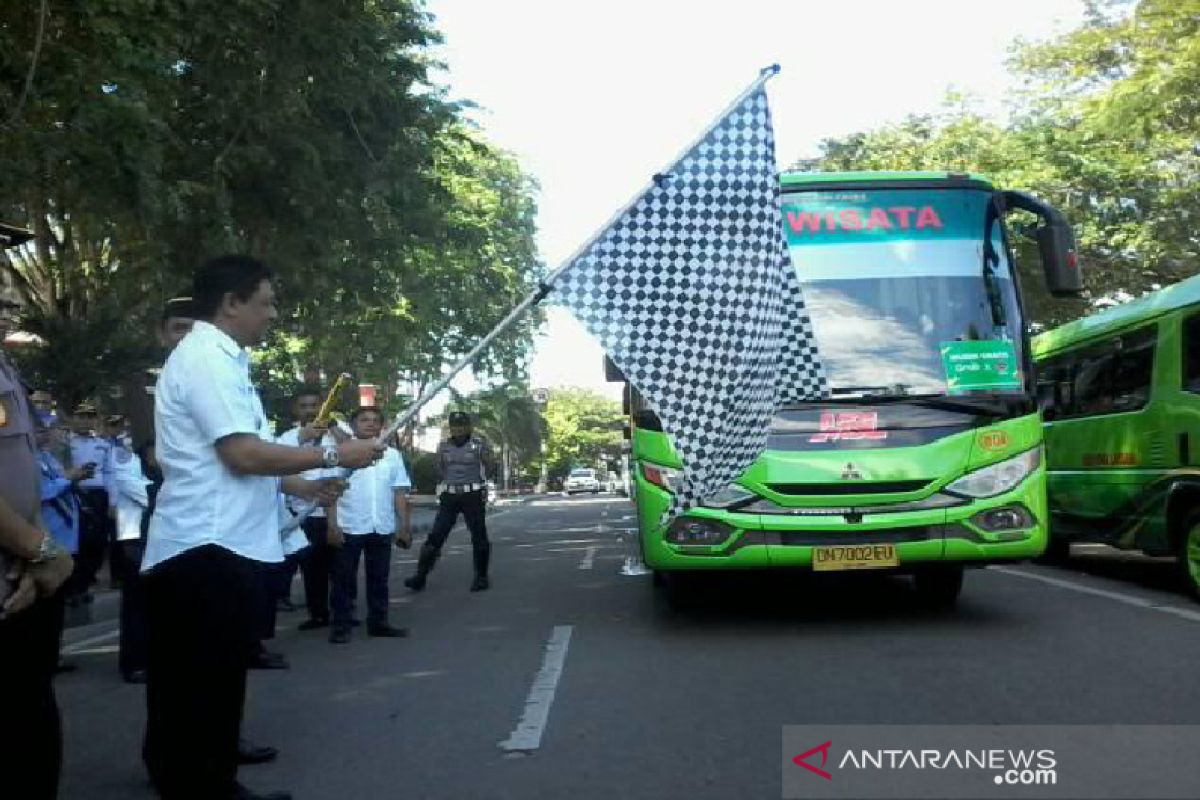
[780,171,994,191]
[1032,273,1200,358]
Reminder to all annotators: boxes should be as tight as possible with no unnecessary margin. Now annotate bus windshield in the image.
[782,187,1025,398]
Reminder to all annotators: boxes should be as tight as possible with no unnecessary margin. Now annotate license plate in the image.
[812,543,899,571]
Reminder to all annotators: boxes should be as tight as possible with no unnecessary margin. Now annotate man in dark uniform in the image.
[0,221,76,799]
[404,411,496,592]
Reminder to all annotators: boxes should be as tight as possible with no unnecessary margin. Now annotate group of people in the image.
[0,243,499,800]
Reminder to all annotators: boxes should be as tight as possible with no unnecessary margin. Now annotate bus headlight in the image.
[642,463,682,493]
[666,517,734,546]
[701,483,756,509]
[945,447,1042,499]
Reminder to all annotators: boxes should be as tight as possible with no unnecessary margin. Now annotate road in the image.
[57,495,1200,799]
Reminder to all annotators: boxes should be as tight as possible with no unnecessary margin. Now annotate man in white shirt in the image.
[274,387,348,630]
[327,405,412,644]
[142,255,382,800]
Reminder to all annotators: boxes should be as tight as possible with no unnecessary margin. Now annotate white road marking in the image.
[62,628,119,655]
[578,546,599,570]
[992,566,1200,623]
[499,625,574,752]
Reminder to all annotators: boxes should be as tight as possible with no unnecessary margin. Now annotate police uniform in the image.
[405,418,493,592]
[0,341,65,800]
[69,418,114,595]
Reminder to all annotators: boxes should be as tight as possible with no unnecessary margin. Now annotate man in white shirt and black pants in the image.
[274,387,347,630]
[141,256,381,800]
[327,406,412,643]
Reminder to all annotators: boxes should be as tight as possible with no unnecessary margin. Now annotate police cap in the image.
[448,411,471,426]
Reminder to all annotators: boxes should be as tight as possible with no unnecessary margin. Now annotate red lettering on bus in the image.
[786,211,823,232]
[916,206,943,229]
[889,206,916,228]
[866,208,893,229]
[840,209,863,230]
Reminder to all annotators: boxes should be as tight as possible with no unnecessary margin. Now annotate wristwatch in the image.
[29,531,64,564]
[322,444,341,469]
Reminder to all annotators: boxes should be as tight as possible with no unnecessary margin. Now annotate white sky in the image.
[422,0,1086,409]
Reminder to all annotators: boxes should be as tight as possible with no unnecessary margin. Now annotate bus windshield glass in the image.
[782,187,1025,398]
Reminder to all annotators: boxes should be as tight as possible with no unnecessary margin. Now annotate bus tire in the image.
[1174,510,1200,601]
[1036,536,1071,565]
[913,566,964,608]
[663,572,700,610]
[652,569,666,587]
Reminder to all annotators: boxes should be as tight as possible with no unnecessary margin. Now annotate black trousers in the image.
[0,593,64,800]
[331,533,392,628]
[250,559,279,642]
[427,490,489,553]
[143,545,256,800]
[73,487,111,593]
[116,540,149,676]
[299,517,333,621]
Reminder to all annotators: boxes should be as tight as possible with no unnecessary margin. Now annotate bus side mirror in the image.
[1001,190,1083,299]
[604,355,625,383]
[1037,222,1083,298]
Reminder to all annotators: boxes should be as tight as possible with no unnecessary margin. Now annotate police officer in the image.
[122,297,195,451]
[0,221,75,800]
[404,411,495,592]
[67,402,112,599]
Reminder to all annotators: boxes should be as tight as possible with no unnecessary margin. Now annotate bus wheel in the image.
[1175,511,1200,601]
[1036,537,1071,565]
[652,570,666,587]
[913,566,964,608]
[663,572,701,610]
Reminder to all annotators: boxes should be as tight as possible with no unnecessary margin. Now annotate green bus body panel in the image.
[780,171,993,189]
[1033,274,1200,556]
[632,414,1046,571]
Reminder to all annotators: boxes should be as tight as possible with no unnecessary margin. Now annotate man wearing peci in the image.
[141,255,383,800]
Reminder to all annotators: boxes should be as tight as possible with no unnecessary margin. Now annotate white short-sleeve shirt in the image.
[275,424,342,518]
[335,447,411,535]
[143,321,285,571]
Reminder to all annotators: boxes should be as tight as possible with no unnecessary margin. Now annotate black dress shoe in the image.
[367,623,409,638]
[123,669,148,684]
[54,658,78,674]
[232,782,292,800]
[248,649,289,670]
[237,738,279,765]
[470,575,490,592]
[329,627,351,644]
[297,617,329,631]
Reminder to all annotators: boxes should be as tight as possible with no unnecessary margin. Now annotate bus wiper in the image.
[904,393,1010,418]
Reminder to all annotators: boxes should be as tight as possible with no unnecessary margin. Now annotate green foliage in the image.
[793,0,1199,328]
[542,387,623,482]
[0,0,540,408]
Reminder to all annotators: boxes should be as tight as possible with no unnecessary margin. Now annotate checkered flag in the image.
[552,71,827,517]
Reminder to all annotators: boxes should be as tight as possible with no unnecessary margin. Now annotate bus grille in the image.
[767,480,930,496]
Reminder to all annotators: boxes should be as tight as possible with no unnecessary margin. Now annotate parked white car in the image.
[564,468,601,495]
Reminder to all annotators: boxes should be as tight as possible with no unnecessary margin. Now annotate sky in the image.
[421,0,1087,408]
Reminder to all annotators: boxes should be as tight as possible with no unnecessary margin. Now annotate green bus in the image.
[1032,275,1200,599]
[610,171,1082,606]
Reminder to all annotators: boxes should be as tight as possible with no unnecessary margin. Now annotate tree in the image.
[542,388,623,483]
[0,1,541,410]
[793,0,1199,327]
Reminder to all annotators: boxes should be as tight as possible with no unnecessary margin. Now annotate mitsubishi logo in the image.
[841,463,864,480]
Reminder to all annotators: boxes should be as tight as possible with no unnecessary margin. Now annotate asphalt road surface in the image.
[57,495,1200,799]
